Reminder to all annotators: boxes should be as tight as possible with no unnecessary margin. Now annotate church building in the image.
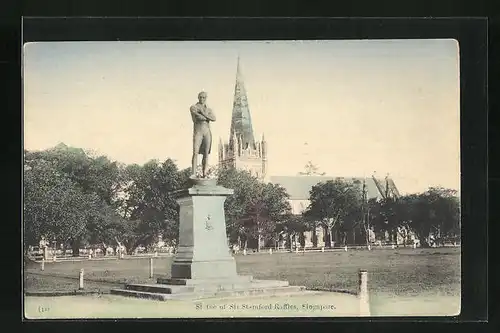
[218,58,268,180]
[218,58,401,249]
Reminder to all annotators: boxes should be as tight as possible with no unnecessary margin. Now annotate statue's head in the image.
[198,91,207,104]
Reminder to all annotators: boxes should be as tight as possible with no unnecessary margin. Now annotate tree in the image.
[357,187,460,248]
[25,144,127,208]
[24,145,202,255]
[85,200,129,254]
[241,182,292,251]
[370,197,397,244]
[217,168,291,251]
[25,144,129,254]
[390,196,414,246]
[23,158,102,255]
[304,179,362,248]
[302,215,321,248]
[426,187,460,244]
[406,187,460,247]
[358,198,379,246]
[276,214,308,250]
[217,168,262,249]
[121,158,185,252]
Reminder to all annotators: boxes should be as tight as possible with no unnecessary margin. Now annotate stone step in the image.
[126,279,290,295]
[251,280,290,288]
[111,285,307,301]
[111,288,170,301]
[201,285,306,299]
[158,275,253,286]
[126,281,258,294]
[125,283,193,294]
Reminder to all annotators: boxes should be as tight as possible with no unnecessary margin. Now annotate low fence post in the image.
[79,268,84,290]
[269,248,272,255]
[149,257,154,278]
[41,258,45,271]
[358,270,370,316]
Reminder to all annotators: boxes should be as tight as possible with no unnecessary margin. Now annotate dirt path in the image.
[24,292,460,319]
[24,292,364,318]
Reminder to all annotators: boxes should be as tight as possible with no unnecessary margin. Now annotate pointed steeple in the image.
[236,54,242,78]
[232,131,238,155]
[229,57,256,151]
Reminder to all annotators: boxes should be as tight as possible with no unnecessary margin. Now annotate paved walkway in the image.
[24,292,461,318]
[25,291,366,318]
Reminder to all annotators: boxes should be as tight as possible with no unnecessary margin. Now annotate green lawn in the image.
[24,247,460,299]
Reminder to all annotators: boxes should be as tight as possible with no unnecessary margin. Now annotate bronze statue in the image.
[190,91,216,178]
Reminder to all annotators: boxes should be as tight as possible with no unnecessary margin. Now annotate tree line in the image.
[305,179,460,248]
[23,144,460,256]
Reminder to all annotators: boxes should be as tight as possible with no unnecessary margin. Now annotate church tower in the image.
[218,57,268,180]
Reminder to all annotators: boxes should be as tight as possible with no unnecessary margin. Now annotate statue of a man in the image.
[190,91,216,178]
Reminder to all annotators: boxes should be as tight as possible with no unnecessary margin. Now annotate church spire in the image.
[237,55,241,79]
[229,57,256,151]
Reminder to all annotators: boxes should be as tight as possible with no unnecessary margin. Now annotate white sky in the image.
[23,40,460,195]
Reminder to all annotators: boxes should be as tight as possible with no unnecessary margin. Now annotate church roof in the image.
[269,175,386,200]
[229,57,256,150]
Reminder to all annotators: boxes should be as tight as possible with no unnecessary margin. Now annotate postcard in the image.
[23,39,461,319]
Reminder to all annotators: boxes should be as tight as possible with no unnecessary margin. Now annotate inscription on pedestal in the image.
[205,214,214,231]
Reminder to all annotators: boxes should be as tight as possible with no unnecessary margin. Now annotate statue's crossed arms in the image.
[190,104,216,122]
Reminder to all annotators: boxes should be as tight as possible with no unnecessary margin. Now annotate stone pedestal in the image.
[170,180,237,280]
[111,178,304,301]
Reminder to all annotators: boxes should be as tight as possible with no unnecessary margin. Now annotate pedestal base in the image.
[110,277,305,301]
[159,275,252,286]
[170,258,238,280]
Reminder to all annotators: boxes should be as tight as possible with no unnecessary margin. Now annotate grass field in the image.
[24,247,461,316]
